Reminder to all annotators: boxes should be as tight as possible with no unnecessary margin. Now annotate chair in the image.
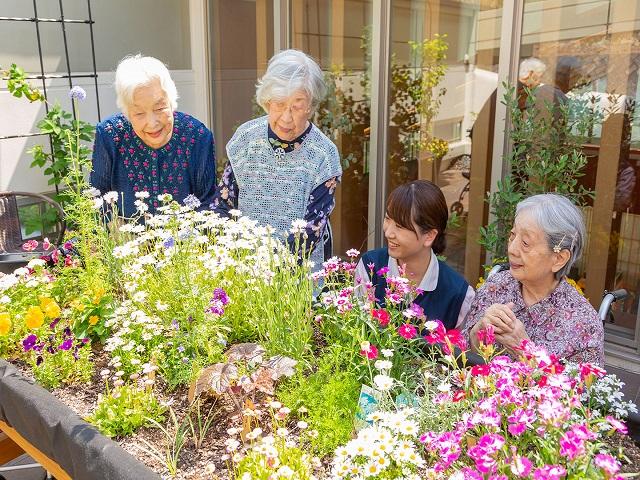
[0,191,65,264]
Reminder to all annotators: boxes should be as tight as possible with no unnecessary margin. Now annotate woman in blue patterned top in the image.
[90,55,217,217]
[212,50,342,268]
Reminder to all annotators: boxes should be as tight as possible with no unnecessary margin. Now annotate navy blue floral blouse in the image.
[213,122,340,252]
[90,111,217,217]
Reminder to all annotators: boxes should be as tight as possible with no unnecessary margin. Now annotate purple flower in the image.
[177,345,185,353]
[171,319,180,330]
[22,334,38,351]
[36,356,43,366]
[63,327,72,337]
[49,318,60,330]
[68,86,87,101]
[212,288,230,305]
[163,237,175,249]
[59,339,73,351]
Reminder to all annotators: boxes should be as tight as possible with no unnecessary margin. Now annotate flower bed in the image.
[1,196,639,479]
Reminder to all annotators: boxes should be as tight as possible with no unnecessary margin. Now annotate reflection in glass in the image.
[520,0,640,343]
[292,0,373,256]
[388,0,503,274]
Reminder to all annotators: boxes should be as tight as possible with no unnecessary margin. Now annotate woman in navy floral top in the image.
[91,55,216,217]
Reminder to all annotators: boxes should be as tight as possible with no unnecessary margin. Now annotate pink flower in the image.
[471,364,491,377]
[606,415,628,435]
[509,451,532,477]
[594,453,621,476]
[476,325,495,345]
[532,465,566,480]
[22,239,39,251]
[376,266,389,276]
[42,237,52,251]
[579,363,607,381]
[360,344,378,360]
[371,309,390,328]
[398,323,417,339]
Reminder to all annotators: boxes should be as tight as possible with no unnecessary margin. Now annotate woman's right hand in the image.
[473,302,517,336]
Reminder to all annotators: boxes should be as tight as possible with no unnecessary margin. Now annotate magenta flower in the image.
[376,266,389,276]
[606,415,628,435]
[360,343,378,360]
[532,465,566,480]
[397,323,417,339]
[476,324,496,345]
[594,453,621,476]
[509,451,532,477]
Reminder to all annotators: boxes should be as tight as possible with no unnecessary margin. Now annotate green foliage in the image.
[480,84,599,261]
[277,349,360,456]
[137,408,190,477]
[315,32,449,179]
[31,340,93,390]
[2,63,45,102]
[88,383,166,438]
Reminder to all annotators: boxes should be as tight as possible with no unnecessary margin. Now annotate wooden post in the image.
[256,0,269,76]
[464,91,495,282]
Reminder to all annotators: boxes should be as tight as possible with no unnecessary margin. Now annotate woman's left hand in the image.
[495,317,530,354]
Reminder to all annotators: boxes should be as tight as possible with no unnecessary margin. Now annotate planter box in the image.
[0,360,159,480]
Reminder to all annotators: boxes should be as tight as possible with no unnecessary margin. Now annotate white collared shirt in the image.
[354,249,475,328]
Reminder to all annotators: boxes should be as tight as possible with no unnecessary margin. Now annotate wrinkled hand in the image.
[475,302,517,335]
[495,316,529,354]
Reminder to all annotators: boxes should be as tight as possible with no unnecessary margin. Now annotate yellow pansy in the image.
[476,276,485,289]
[0,312,11,335]
[25,306,45,329]
[40,297,61,319]
[89,315,99,326]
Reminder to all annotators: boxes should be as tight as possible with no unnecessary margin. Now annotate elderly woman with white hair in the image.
[90,55,217,217]
[460,194,604,366]
[213,49,342,266]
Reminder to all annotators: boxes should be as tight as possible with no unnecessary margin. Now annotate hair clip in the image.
[553,234,567,254]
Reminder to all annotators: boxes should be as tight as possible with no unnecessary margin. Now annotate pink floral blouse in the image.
[460,270,604,366]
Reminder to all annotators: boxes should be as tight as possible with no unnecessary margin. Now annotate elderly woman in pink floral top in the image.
[461,194,604,366]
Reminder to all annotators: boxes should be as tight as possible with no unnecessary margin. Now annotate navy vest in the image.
[361,248,469,330]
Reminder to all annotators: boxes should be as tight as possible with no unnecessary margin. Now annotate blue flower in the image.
[68,86,87,101]
[183,194,201,210]
[163,237,175,249]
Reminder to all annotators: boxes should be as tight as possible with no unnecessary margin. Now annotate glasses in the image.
[269,99,310,115]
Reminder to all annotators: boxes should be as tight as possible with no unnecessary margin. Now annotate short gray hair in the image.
[515,194,586,280]
[256,49,326,113]
[519,57,547,82]
[115,54,178,116]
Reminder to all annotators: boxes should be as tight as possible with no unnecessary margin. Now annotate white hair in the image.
[515,193,586,280]
[114,54,178,116]
[519,57,547,82]
[256,49,326,113]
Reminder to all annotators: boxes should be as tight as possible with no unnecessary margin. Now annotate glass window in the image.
[291,0,373,256]
[209,0,274,165]
[387,0,503,275]
[519,0,640,347]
